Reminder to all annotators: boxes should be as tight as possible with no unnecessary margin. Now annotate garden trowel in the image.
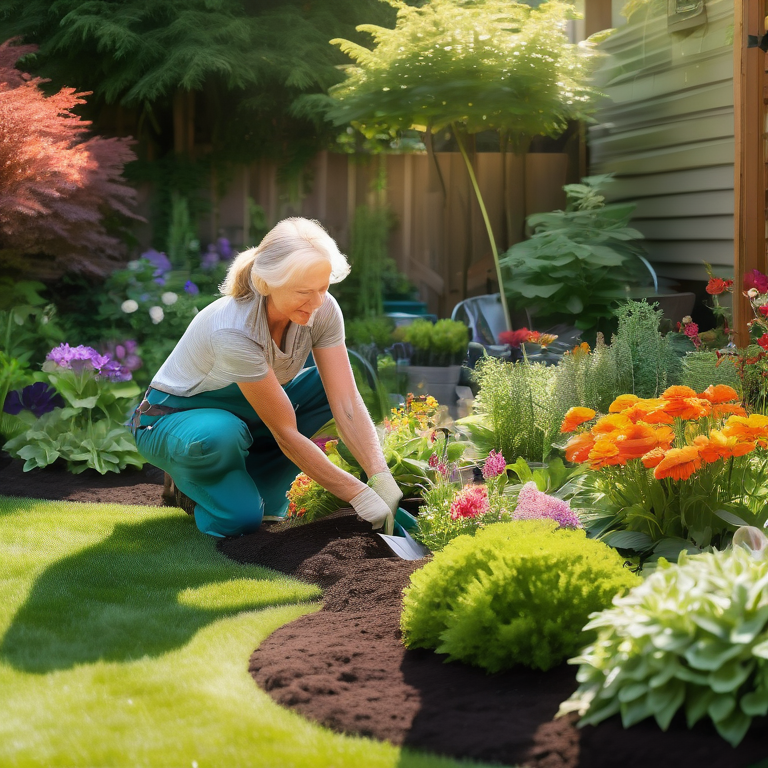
[377,507,429,560]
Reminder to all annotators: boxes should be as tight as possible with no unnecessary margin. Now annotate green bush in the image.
[559,546,768,747]
[404,318,469,366]
[401,520,639,672]
[682,351,742,398]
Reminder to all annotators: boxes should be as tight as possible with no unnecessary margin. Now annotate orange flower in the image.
[711,403,747,419]
[699,385,739,404]
[588,439,624,469]
[722,414,768,445]
[609,394,639,413]
[660,397,711,421]
[591,414,633,437]
[641,448,666,468]
[661,385,698,400]
[654,446,702,481]
[623,400,675,425]
[694,430,756,463]
[655,426,675,449]
[614,423,659,460]
[560,407,597,433]
[565,432,595,463]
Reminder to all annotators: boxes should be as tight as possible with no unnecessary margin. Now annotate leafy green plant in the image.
[403,319,469,367]
[326,0,608,326]
[682,351,742,397]
[470,355,559,463]
[346,316,395,350]
[4,346,142,474]
[552,336,620,414]
[500,176,652,338]
[610,300,681,398]
[401,520,639,672]
[559,546,768,747]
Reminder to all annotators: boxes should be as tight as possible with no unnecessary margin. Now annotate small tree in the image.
[326,0,609,326]
[0,40,141,278]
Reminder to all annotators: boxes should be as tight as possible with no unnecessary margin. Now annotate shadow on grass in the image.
[1,514,317,673]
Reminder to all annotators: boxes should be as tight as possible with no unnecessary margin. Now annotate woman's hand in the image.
[349,486,394,533]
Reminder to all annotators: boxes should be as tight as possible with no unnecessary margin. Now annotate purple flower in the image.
[3,382,64,418]
[513,482,582,529]
[184,280,199,296]
[482,449,507,479]
[46,343,132,382]
[141,249,172,275]
[217,236,232,260]
[153,277,166,287]
[201,244,220,271]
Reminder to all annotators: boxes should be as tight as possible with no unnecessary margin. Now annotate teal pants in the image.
[134,367,332,537]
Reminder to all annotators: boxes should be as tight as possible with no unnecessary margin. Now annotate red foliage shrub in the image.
[0,39,142,277]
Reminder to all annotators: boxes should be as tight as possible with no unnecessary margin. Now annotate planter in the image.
[403,364,462,406]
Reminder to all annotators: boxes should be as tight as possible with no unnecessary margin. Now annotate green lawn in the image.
[0,496,485,768]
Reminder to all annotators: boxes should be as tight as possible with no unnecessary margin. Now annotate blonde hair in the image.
[220,217,350,299]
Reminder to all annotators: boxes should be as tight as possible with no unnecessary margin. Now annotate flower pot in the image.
[404,365,462,406]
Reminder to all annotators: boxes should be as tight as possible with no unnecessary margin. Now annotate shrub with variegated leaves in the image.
[559,542,768,746]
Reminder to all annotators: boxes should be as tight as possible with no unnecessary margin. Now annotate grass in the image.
[0,496,488,768]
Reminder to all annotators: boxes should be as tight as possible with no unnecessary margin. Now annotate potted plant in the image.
[401,318,469,406]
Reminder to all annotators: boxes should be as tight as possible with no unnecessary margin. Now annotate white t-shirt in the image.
[150,292,345,396]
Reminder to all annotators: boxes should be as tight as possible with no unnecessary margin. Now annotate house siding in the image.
[589,0,734,282]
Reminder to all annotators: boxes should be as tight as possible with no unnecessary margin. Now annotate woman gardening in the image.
[132,218,402,537]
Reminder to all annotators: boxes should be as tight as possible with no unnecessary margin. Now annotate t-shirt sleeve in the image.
[311,293,346,349]
[211,328,270,382]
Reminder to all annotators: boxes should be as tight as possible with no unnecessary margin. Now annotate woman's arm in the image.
[313,345,402,514]
[237,372,366,503]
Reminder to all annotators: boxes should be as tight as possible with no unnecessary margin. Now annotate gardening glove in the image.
[367,471,403,516]
[350,485,394,535]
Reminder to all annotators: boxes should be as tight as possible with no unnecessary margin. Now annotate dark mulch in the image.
[223,511,768,768]
[0,456,166,506]
[4,460,767,768]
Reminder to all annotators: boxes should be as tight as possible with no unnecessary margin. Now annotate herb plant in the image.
[559,546,768,747]
[403,319,469,367]
[401,519,639,672]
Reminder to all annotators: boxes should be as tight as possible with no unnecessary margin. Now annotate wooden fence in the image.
[197,150,576,318]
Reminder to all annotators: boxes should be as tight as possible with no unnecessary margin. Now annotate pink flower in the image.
[428,452,440,469]
[482,449,507,479]
[450,485,489,520]
[513,482,582,528]
[683,322,699,338]
[744,269,768,294]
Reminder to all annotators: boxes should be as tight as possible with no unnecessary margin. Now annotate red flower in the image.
[498,328,541,347]
[706,277,733,295]
[744,269,768,294]
[760,306,768,317]
[759,334,768,351]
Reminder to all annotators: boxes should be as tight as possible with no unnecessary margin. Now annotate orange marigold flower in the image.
[711,403,747,419]
[655,426,675,449]
[591,414,633,436]
[565,432,596,463]
[695,431,756,463]
[641,448,666,468]
[654,446,702,481]
[588,439,624,469]
[722,414,768,445]
[608,394,640,413]
[560,406,597,433]
[661,385,698,400]
[661,397,711,420]
[699,384,739,404]
[623,400,675,425]
[615,423,659,460]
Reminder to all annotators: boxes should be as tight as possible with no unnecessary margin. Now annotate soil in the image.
[0,457,166,506]
[4,461,767,767]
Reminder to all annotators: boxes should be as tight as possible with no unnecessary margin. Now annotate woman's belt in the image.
[130,388,190,435]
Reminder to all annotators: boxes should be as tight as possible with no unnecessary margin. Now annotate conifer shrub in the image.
[401,520,639,672]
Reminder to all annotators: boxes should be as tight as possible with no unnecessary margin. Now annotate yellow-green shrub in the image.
[401,520,640,672]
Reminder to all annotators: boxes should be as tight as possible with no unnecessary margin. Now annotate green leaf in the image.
[740,690,768,717]
[708,694,736,723]
[712,508,750,528]
[686,640,743,671]
[602,530,654,551]
[565,295,583,314]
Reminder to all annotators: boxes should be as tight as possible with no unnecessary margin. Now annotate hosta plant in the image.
[561,385,768,558]
[559,543,768,747]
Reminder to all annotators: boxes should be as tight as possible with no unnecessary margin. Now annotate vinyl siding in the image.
[589,0,734,282]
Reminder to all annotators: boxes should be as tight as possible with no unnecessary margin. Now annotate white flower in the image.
[121,299,139,314]
[161,291,178,306]
[681,315,692,325]
[127,260,141,271]
[149,306,164,324]
[748,288,759,299]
